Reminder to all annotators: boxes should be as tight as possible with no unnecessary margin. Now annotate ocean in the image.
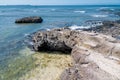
[0,5,120,79]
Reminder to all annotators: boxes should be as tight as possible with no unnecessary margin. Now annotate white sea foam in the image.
[51,9,56,11]
[74,10,86,13]
[91,14,108,18]
[99,7,109,10]
[97,7,114,11]
[46,28,50,31]
[29,42,34,45]
[24,33,29,37]
[33,10,37,12]
[69,25,90,30]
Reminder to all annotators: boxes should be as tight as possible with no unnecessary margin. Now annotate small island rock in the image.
[15,16,43,23]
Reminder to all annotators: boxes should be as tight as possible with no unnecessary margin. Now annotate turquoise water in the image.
[0,5,120,80]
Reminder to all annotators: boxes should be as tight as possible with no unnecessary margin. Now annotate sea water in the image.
[0,5,120,80]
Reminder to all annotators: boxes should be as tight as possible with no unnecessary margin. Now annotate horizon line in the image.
[0,4,120,6]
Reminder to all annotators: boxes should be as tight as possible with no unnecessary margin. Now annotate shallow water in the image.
[0,47,72,80]
[20,51,72,80]
[0,5,120,80]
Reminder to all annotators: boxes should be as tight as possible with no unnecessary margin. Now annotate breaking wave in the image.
[91,14,108,18]
[69,25,90,30]
[74,10,86,13]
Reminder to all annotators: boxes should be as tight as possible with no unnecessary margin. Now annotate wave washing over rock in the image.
[31,28,120,80]
[84,20,120,38]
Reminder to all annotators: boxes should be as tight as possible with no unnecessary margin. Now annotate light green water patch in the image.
[20,51,72,80]
[0,48,37,80]
[0,47,72,80]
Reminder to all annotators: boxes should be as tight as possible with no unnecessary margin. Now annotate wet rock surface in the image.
[15,16,43,23]
[84,20,120,38]
[31,28,120,80]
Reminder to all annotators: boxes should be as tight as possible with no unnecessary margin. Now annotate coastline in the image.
[30,26,120,80]
[2,20,120,80]
[83,20,120,38]
[0,5,120,80]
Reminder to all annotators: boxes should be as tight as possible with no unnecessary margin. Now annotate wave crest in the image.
[69,25,90,30]
[74,10,86,13]
[91,14,108,18]
[51,9,56,11]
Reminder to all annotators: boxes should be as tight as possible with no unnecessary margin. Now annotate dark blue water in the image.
[0,5,120,79]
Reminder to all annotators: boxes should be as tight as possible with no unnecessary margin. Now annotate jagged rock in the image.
[32,28,79,53]
[15,16,43,23]
[32,28,120,58]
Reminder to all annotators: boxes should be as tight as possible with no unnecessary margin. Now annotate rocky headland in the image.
[31,26,120,80]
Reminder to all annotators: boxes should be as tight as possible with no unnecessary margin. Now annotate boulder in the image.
[32,28,73,53]
[15,16,43,23]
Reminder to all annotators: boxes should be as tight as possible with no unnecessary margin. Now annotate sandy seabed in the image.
[20,51,72,80]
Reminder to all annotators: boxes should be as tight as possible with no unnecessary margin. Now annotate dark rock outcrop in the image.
[84,20,120,38]
[15,16,43,23]
[32,28,78,53]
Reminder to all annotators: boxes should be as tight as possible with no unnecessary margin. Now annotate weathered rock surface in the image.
[15,16,43,23]
[32,28,120,80]
[32,28,75,53]
[61,46,120,80]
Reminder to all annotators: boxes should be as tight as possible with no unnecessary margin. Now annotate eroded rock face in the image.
[32,28,120,58]
[32,28,81,53]
[31,28,120,80]
[15,16,43,23]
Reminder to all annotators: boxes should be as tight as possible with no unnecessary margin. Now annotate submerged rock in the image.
[15,16,43,23]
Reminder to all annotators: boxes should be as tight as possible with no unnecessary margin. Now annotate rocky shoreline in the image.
[31,26,120,80]
[83,20,120,39]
